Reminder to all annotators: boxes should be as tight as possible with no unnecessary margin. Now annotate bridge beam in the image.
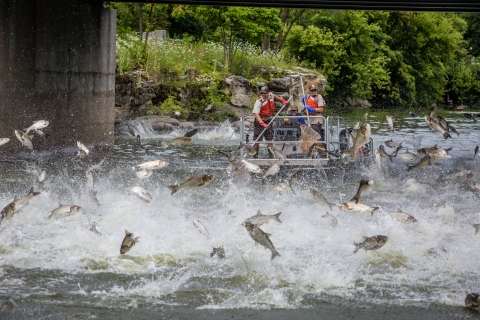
[0,0,116,152]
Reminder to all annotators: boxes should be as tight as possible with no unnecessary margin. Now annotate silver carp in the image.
[407,155,431,171]
[244,222,280,260]
[354,235,388,254]
[397,149,418,162]
[135,169,154,180]
[130,186,152,202]
[386,115,394,132]
[268,146,286,164]
[210,246,225,258]
[48,204,82,219]
[162,129,198,148]
[15,130,33,150]
[193,219,209,237]
[77,141,90,155]
[24,120,49,134]
[120,230,140,254]
[168,174,214,195]
[350,179,373,204]
[0,138,10,146]
[241,159,263,174]
[262,163,280,180]
[338,202,379,215]
[465,292,480,309]
[388,209,417,223]
[242,210,282,226]
[308,188,334,210]
[133,160,169,171]
[384,139,402,149]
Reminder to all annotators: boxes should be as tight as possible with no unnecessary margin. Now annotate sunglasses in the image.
[310,89,317,92]
[260,92,268,94]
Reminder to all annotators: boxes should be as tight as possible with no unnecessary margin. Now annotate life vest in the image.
[258,96,275,118]
[304,96,321,116]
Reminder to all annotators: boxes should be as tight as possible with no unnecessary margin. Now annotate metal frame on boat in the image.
[239,115,373,168]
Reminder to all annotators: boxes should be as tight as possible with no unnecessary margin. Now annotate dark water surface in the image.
[1,106,480,319]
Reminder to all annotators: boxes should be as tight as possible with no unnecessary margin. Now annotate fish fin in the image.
[271,251,281,260]
[134,237,140,243]
[274,212,282,223]
[353,243,361,254]
[125,230,129,235]
[256,210,262,216]
[371,207,380,216]
[362,236,368,240]
[351,195,360,204]
[168,185,180,195]
[265,233,272,237]
[398,208,403,212]
[14,196,18,201]
[407,165,413,172]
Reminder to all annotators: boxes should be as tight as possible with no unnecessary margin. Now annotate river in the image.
[1,106,480,319]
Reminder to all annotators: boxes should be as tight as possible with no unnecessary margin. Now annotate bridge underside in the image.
[122,0,480,12]
[0,0,116,152]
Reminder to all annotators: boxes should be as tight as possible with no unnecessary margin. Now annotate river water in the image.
[1,107,480,319]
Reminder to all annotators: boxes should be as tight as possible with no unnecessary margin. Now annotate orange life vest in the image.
[304,96,321,116]
[258,97,275,118]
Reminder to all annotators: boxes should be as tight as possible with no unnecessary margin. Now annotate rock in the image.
[268,78,291,92]
[178,121,195,128]
[225,76,255,108]
[137,115,179,126]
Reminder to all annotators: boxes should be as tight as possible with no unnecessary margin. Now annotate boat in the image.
[239,115,373,168]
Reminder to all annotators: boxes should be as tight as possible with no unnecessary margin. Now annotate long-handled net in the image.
[300,125,320,154]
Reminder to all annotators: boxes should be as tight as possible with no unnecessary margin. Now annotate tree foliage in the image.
[109,2,480,107]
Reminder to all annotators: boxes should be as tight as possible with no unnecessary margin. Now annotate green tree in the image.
[285,10,391,103]
[378,12,467,106]
[461,13,480,56]
[173,6,283,70]
[107,3,170,40]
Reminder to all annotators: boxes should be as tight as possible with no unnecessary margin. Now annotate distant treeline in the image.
[107,3,480,108]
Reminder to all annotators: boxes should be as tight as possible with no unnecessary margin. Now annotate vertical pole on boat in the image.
[300,75,311,127]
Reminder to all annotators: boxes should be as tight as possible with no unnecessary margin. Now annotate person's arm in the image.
[273,94,288,105]
[252,100,269,128]
[316,95,325,113]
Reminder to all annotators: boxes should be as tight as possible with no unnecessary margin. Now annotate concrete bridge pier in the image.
[0,0,116,152]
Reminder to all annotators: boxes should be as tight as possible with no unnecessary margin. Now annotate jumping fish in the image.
[407,155,431,171]
[386,115,394,132]
[244,222,280,260]
[162,129,198,148]
[354,235,388,254]
[120,230,140,254]
[15,130,33,150]
[0,138,10,146]
[77,141,90,155]
[388,209,417,223]
[24,120,49,134]
[168,174,214,195]
[242,210,282,226]
[350,179,374,204]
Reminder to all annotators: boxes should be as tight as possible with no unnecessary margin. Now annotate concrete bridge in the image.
[1,0,479,152]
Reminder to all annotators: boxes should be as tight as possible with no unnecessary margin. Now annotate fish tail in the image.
[274,212,282,223]
[371,207,380,216]
[388,155,393,162]
[168,185,180,195]
[407,165,413,172]
[351,195,360,204]
[271,250,281,260]
[353,243,362,254]
[443,132,450,140]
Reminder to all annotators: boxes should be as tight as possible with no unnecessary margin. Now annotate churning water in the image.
[1,109,480,319]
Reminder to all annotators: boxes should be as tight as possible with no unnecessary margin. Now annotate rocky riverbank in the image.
[114,68,331,135]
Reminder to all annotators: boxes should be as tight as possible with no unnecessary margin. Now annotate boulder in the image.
[225,76,255,108]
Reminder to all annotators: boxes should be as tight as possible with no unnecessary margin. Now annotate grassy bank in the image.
[116,35,317,81]
[116,35,320,121]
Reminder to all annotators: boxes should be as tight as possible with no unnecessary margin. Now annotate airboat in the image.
[238,115,373,168]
